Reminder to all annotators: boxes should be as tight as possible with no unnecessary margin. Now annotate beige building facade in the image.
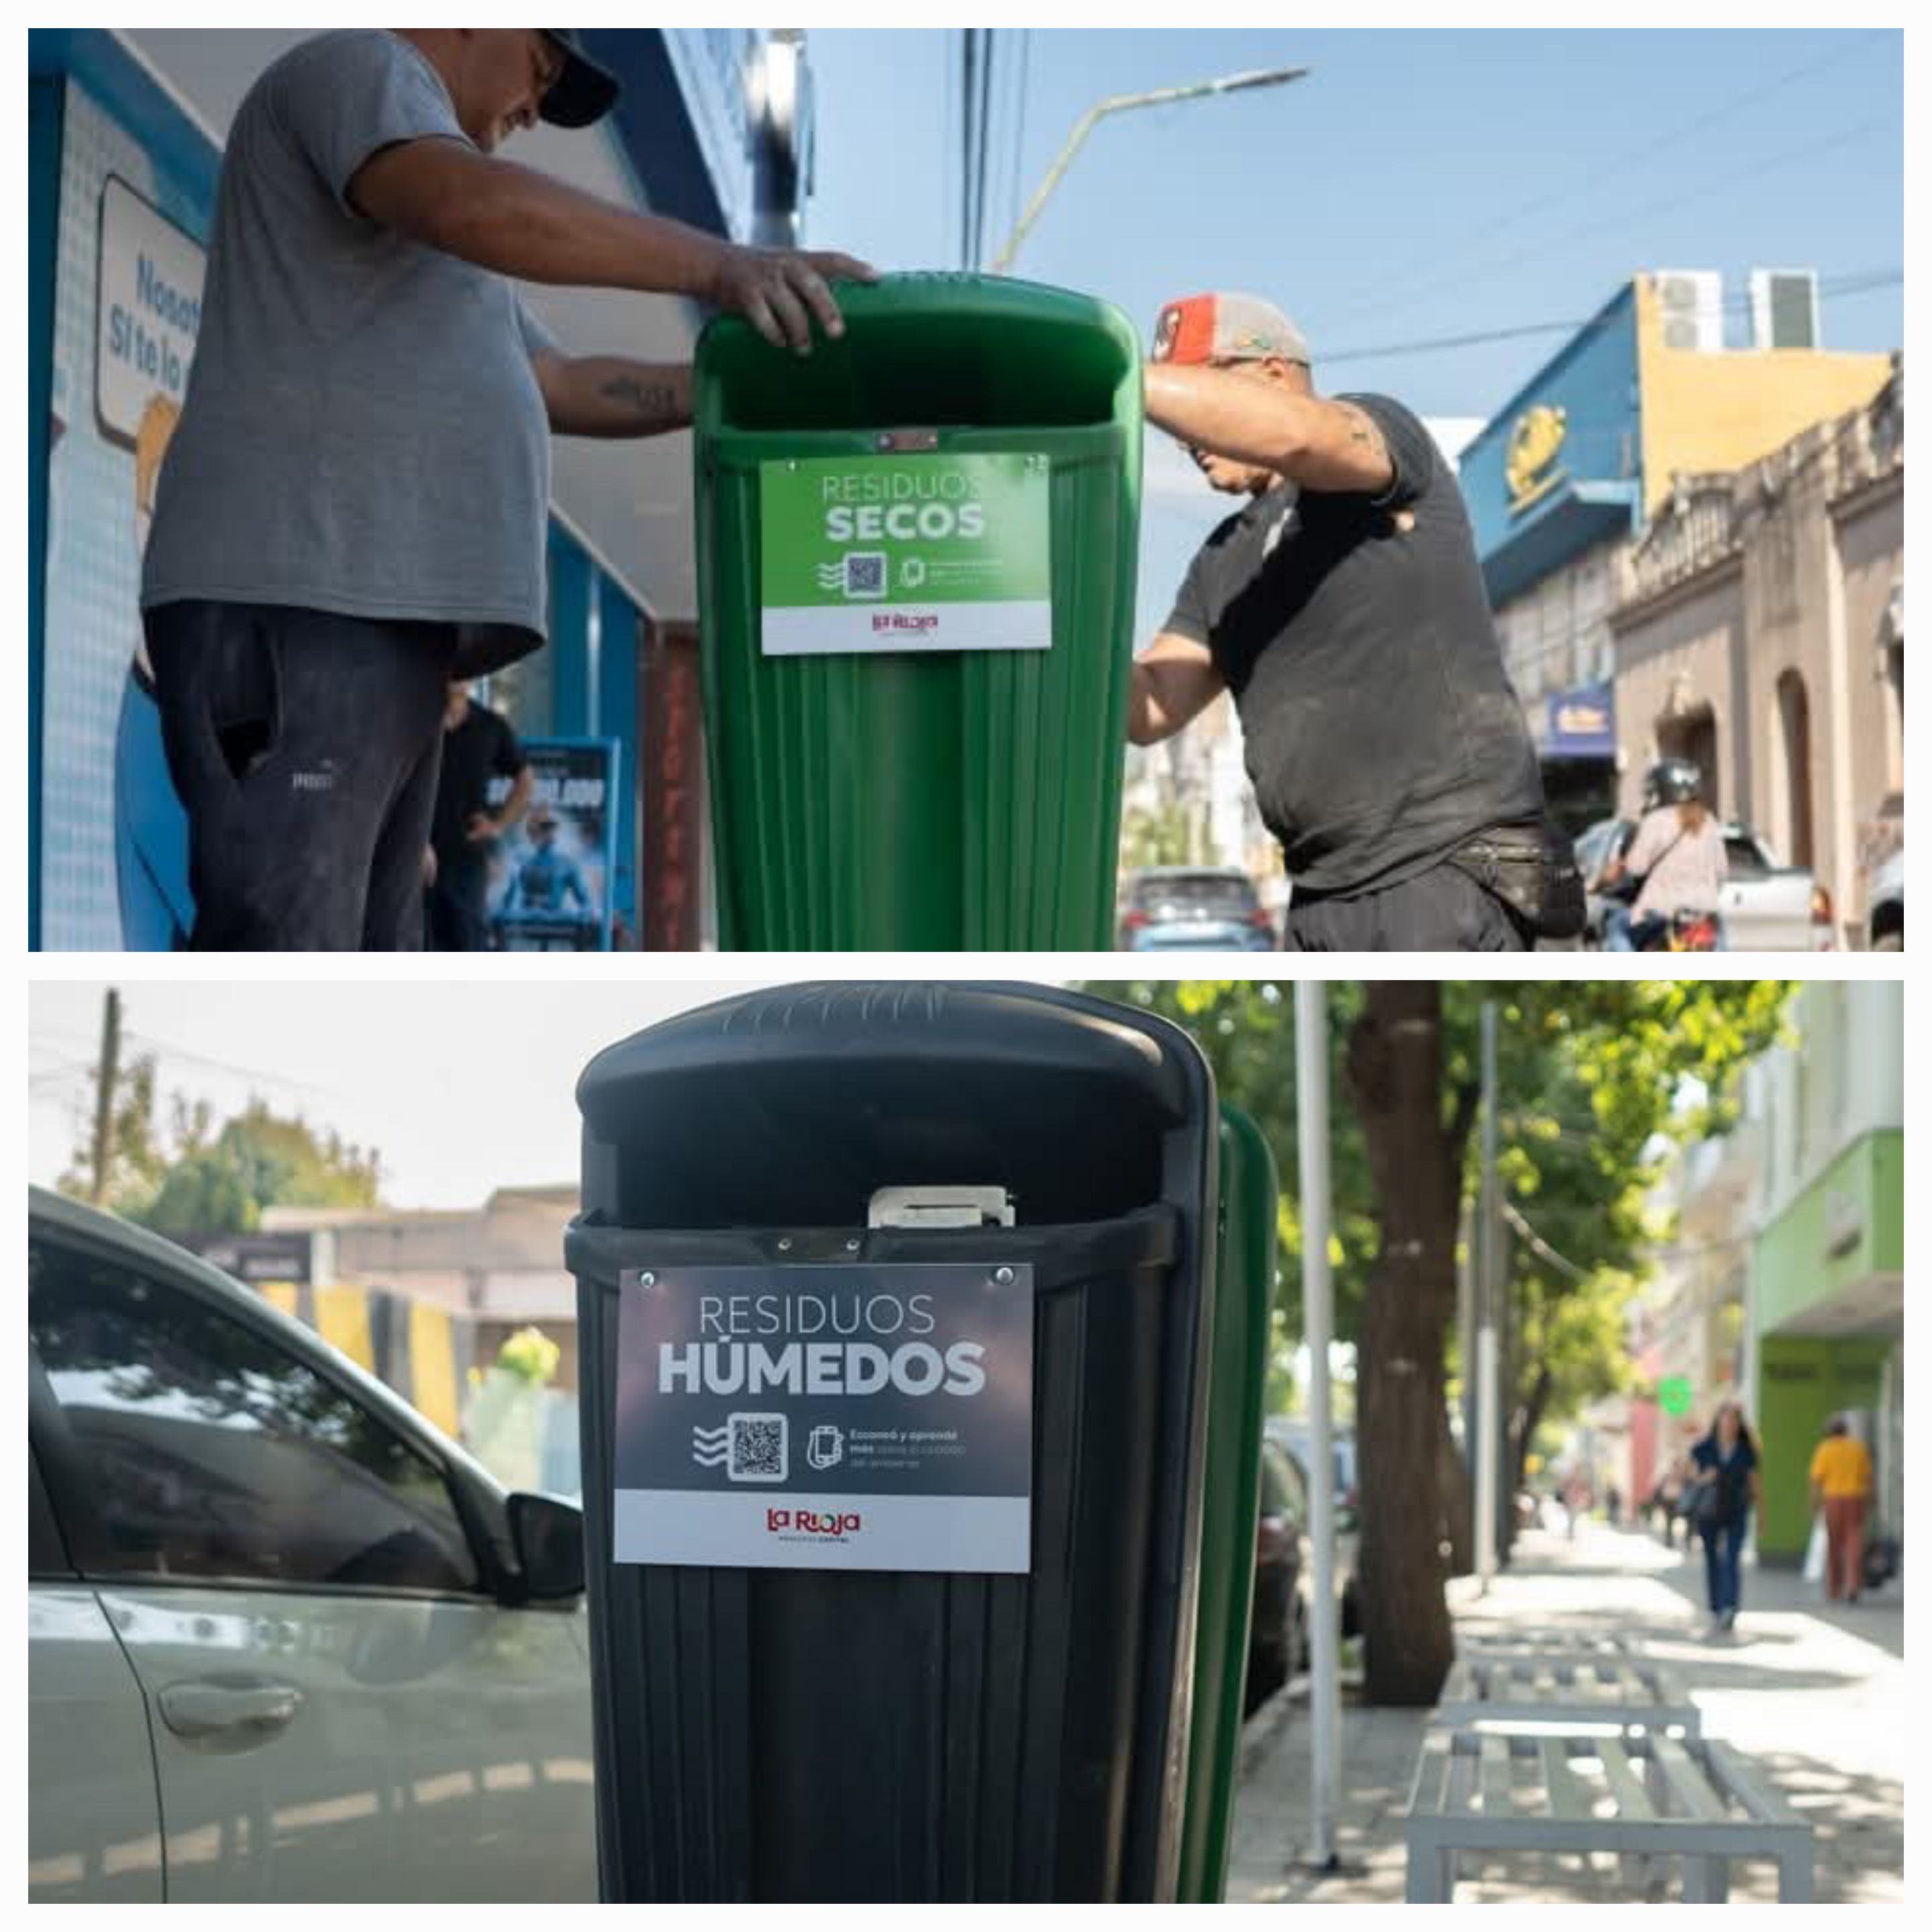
[1611,360,1904,941]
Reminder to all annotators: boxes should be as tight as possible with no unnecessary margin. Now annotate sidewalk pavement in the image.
[1226,1515,1906,1904]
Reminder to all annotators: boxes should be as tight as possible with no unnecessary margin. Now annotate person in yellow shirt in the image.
[1808,1416,1875,1603]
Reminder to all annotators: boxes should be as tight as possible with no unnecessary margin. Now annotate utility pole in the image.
[1474,1000,1500,1593]
[1456,1193,1476,1561]
[1294,983,1340,1870]
[89,987,121,1205]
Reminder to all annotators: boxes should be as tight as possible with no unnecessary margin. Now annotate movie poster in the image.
[486,737,620,951]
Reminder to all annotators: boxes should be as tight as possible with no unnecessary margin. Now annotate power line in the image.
[118,1028,358,1109]
[1005,31,1032,261]
[1319,31,1896,331]
[1323,265,1900,366]
[974,30,997,266]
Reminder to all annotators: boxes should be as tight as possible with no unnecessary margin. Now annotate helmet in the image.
[1643,757,1703,809]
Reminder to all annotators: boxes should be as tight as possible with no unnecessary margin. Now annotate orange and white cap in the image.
[1150,292,1311,367]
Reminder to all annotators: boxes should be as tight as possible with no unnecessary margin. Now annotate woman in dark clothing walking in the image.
[1682,1401,1764,1633]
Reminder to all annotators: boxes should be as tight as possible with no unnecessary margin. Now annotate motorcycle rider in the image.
[1599,757,1728,951]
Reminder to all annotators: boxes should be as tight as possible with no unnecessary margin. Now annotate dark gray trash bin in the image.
[565,982,1218,1902]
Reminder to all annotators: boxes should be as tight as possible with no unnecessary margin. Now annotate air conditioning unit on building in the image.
[1653,270,1724,352]
[1750,268,1821,350]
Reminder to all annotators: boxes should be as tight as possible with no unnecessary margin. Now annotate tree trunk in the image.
[1346,983,1462,1706]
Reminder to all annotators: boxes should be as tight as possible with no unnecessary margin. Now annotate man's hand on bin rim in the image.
[706,245,879,354]
[346,141,875,350]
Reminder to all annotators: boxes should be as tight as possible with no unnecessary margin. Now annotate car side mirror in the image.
[506,1492,585,1601]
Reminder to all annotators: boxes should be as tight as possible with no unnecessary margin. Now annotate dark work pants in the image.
[144,601,455,951]
[426,858,494,952]
[1283,861,1534,952]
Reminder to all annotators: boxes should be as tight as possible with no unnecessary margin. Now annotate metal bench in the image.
[1403,1728,1813,1903]
[1435,1650,1701,1739]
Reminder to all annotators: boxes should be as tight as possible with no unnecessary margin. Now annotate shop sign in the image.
[612,1263,1034,1572]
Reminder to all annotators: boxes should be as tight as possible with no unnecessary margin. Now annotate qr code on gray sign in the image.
[843,552,887,599]
[729,1412,788,1483]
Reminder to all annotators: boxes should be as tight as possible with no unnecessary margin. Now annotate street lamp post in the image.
[986,65,1309,274]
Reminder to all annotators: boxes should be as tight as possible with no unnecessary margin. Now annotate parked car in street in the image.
[1573,817,1836,950]
[28,1187,597,1904]
[1117,866,1277,950]
[1246,1438,1311,1715]
[1245,1422,1361,1719]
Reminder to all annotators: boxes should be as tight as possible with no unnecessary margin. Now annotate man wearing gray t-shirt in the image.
[141,28,873,951]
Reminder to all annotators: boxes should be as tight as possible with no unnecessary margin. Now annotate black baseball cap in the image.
[540,31,621,129]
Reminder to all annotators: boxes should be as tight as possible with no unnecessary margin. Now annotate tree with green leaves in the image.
[63,1081,383,1236]
[1088,978,1791,1705]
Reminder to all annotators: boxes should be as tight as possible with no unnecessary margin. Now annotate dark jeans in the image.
[1701,1516,1747,1618]
[144,602,454,951]
[426,857,494,952]
[1284,861,1534,952]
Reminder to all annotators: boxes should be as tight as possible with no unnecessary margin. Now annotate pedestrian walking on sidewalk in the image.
[141,30,874,949]
[1683,1402,1762,1633]
[1807,1415,1875,1603]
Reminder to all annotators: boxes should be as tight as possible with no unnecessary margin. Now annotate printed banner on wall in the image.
[41,87,211,951]
[759,451,1053,656]
[95,174,205,450]
[486,737,619,951]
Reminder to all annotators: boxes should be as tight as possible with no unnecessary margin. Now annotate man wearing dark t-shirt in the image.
[1130,292,1550,951]
[425,682,531,950]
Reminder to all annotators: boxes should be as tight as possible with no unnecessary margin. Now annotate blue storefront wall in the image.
[543,523,642,928]
[1458,284,1645,610]
[27,31,664,949]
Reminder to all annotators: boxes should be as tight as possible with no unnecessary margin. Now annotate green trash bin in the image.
[693,274,1143,950]
[1178,1102,1279,1903]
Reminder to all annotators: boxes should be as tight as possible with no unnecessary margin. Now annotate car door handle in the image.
[158,1676,305,1746]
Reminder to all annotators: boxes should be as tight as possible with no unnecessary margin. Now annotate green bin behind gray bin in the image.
[1178,1102,1279,1901]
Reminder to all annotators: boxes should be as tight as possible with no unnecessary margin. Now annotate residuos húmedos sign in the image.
[613,1263,1034,1572]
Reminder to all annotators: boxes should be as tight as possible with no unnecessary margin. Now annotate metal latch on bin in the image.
[873,428,939,453]
[868,1185,1015,1229]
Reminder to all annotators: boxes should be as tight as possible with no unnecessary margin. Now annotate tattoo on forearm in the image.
[1339,402,1382,450]
[598,374,683,427]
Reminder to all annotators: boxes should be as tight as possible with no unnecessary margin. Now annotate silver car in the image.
[28,1188,597,1903]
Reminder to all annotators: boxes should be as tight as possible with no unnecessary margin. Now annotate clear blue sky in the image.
[802,29,1902,637]
[803,28,1903,417]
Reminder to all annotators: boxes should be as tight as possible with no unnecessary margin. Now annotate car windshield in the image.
[1723,833,1774,877]
[1134,875,1255,918]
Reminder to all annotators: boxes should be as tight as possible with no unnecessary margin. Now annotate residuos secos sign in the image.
[614,1263,1034,1572]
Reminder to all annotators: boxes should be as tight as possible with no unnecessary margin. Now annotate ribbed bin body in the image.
[1177,1104,1280,1902]
[693,277,1143,950]
[568,984,1217,1901]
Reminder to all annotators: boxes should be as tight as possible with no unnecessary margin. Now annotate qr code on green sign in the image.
[843,553,887,599]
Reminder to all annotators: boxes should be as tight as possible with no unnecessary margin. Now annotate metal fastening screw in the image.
[993,1266,1016,1286]
[777,1238,793,1252]
[845,1239,861,1252]
[639,1272,656,1288]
